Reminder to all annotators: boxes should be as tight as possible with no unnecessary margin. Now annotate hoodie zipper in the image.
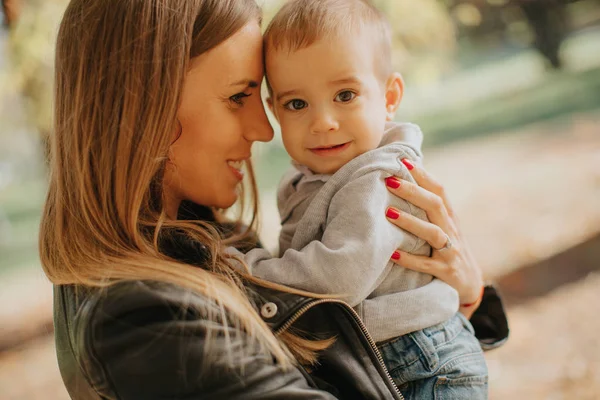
[274,299,404,400]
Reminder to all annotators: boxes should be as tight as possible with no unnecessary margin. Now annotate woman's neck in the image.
[164,195,181,220]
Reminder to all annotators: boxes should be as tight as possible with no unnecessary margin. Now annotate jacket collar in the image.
[158,201,314,331]
[157,201,214,267]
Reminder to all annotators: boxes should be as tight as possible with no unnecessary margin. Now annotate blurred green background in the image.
[1,0,599,399]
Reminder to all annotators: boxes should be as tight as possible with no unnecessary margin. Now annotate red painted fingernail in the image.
[391,251,401,260]
[386,208,400,220]
[385,176,401,189]
[401,159,414,170]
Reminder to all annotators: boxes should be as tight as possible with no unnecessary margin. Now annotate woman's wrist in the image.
[459,285,484,319]
[460,286,485,308]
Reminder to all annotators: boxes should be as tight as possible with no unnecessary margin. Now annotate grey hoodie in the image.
[238,122,458,342]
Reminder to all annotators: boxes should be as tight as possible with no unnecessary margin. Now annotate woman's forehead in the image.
[188,23,264,85]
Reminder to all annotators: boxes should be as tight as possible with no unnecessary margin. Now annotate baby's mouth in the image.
[309,142,352,156]
[311,142,350,150]
[315,144,344,150]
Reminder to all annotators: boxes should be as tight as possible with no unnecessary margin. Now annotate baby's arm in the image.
[243,161,426,306]
[276,168,304,255]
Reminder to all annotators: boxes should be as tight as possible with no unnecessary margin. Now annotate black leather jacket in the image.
[53,213,508,399]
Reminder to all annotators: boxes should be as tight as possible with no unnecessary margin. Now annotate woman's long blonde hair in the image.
[40,0,329,367]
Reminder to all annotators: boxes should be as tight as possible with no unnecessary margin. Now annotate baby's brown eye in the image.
[284,99,308,111]
[335,91,356,103]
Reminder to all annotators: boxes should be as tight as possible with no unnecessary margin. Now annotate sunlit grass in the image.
[415,66,600,146]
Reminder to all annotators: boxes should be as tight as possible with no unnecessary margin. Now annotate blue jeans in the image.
[378,313,488,400]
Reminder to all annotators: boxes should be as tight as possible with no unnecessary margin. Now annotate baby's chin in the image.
[305,159,346,175]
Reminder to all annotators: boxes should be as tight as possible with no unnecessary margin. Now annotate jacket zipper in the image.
[274,299,404,400]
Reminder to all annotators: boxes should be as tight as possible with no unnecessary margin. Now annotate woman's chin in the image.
[214,192,239,210]
[189,186,239,210]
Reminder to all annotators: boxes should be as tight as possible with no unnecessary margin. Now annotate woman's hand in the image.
[385,159,484,318]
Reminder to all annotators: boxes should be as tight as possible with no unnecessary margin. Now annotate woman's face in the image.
[164,22,273,216]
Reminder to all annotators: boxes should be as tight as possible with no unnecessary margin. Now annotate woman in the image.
[41,0,507,399]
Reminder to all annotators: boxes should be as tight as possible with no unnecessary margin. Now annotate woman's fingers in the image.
[386,207,449,250]
[384,161,485,312]
[390,251,444,276]
[399,159,455,218]
[390,249,483,305]
[385,176,452,232]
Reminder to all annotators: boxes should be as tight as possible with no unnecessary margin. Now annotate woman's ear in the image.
[384,73,404,121]
[171,119,183,145]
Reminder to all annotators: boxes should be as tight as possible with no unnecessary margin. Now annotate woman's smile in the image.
[227,159,247,181]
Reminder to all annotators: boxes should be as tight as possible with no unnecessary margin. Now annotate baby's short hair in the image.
[264,0,392,82]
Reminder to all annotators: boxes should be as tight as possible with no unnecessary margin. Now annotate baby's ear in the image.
[384,73,404,121]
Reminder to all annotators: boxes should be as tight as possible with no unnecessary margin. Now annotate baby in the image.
[239,0,488,397]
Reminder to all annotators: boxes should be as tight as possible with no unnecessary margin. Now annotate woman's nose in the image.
[310,109,339,134]
[245,97,274,143]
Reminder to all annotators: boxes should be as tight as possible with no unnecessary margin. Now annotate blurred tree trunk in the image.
[1,0,20,28]
[447,0,571,69]
[516,0,567,69]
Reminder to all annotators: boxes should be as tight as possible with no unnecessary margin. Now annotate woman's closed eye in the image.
[335,90,356,103]
[283,99,308,111]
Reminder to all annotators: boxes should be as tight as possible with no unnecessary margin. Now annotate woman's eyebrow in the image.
[230,79,259,88]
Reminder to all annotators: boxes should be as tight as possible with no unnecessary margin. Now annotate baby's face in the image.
[266,34,390,174]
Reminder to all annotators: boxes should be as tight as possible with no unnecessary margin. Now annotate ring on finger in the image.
[435,234,453,252]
